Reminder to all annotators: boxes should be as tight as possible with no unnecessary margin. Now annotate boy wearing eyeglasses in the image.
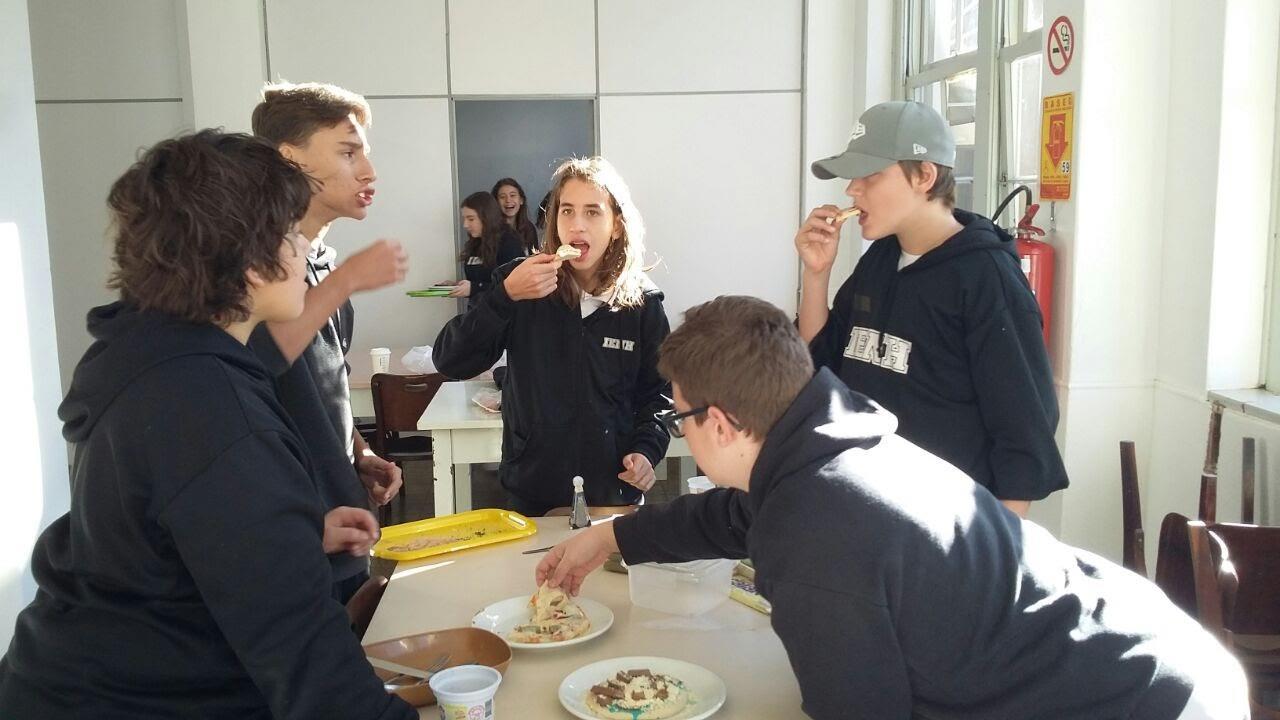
[538,296,1246,720]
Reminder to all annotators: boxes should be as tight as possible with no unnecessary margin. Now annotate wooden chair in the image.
[1243,437,1257,524]
[1188,521,1280,715]
[370,373,449,524]
[1120,441,1219,616]
[345,574,389,641]
[1120,441,1146,575]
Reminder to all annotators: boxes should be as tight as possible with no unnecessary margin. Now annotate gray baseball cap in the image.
[811,101,956,180]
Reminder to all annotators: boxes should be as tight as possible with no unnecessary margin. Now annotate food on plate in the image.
[827,206,862,225]
[585,668,691,720]
[555,244,582,260]
[506,583,591,644]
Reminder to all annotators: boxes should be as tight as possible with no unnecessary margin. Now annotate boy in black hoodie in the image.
[795,101,1067,516]
[0,131,415,720]
[538,296,1246,720]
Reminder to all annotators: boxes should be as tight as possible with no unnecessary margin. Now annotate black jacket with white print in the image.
[810,209,1068,501]
[433,258,672,511]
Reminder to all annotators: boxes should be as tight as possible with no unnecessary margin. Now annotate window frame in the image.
[898,0,1043,218]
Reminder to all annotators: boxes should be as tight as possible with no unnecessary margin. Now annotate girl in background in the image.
[492,177,539,253]
[439,191,524,309]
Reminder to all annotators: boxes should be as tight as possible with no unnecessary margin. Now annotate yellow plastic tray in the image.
[372,509,537,561]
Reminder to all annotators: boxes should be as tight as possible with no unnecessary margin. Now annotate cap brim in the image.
[810,152,896,180]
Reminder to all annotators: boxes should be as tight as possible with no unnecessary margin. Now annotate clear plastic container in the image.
[628,558,736,615]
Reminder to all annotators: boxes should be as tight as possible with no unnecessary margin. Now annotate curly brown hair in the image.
[251,81,372,147]
[106,130,313,324]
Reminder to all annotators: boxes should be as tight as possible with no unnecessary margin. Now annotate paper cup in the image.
[430,665,501,720]
[370,347,391,374]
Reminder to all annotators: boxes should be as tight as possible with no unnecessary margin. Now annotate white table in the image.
[363,517,803,719]
[417,381,693,516]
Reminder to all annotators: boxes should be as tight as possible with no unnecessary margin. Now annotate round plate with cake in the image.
[559,656,726,720]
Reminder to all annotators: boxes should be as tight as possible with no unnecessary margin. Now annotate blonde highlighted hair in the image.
[543,157,649,309]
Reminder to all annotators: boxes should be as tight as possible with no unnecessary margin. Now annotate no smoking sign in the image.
[1047,16,1075,76]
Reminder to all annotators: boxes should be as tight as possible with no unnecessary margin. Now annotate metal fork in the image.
[384,657,475,690]
[381,653,451,688]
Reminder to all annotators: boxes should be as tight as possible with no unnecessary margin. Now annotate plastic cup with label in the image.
[428,665,501,720]
[370,347,391,374]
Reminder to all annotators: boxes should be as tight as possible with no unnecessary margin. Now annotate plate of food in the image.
[559,657,726,720]
[471,583,613,650]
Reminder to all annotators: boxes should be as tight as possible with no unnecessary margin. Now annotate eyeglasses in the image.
[657,407,709,438]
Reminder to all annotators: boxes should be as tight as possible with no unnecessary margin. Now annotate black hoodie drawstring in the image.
[874,260,901,360]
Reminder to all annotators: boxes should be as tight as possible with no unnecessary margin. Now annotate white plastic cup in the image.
[370,347,391,374]
[429,665,501,720]
[686,476,715,495]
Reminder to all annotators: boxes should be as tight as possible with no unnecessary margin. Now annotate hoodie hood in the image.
[748,368,898,504]
[58,302,267,443]
[906,208,1015,271]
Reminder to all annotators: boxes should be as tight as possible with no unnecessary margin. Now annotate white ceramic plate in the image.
[470,595,613,650]
[559,656,727,720]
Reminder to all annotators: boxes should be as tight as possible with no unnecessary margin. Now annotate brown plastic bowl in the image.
[364,627,512,707]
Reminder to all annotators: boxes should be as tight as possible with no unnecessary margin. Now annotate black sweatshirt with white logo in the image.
[433,259,672,512]
[615,369,1232,720]
[810,209,1068,500]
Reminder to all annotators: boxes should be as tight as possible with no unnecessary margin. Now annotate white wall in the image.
[33,0,817,385]
[1,0,70,650]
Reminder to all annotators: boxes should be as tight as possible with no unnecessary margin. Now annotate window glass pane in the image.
[1023,0,1044,32]
[914,70,977,210]
[924,0,979,63]
[1010,53,1042,182]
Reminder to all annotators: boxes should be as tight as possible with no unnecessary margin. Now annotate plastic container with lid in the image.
[628,558,736,615]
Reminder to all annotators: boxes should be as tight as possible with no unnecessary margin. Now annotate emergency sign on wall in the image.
[1039,93,1074,201]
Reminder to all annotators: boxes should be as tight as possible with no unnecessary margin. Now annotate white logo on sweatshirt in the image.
[844,327,912,374]
[602,337,635,352]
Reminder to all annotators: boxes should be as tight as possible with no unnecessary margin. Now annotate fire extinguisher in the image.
[994,186,1055,350]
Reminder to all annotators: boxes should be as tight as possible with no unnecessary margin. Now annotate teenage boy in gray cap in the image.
[794,100,1066,517]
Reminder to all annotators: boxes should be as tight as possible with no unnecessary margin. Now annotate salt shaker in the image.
[569,476,591,529]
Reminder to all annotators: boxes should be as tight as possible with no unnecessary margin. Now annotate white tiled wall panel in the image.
[598,0,802,93]
[600,92,801,324]
[448,0,595,95]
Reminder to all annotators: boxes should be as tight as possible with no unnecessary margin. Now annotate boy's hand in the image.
[357,451,403,506]
[618,453,656,492]
[794,205,843,274]
[503,254,562,301]
[536,523,619,596]
[340,239,409,292]
[322,506,380,556]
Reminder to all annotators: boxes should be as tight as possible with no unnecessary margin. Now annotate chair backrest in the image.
[370,373,447,456]
[1154,512,1198,617]
[1188,521,1280,639]
[345,574,389,640]
[1119,441,1147,575]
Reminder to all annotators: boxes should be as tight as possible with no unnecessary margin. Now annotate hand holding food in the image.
[506,582,592,643]
[794,205,843,275]
[502,253,562,301]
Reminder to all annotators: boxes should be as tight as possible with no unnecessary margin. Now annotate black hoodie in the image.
[0,303,413,720]
[810,209,1068,500]
[614,369,1234,720]
[433,260,671,513]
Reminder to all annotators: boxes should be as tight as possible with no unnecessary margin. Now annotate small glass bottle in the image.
[569,475,591,529]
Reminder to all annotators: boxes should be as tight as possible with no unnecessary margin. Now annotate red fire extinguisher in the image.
[995,186,1055,350]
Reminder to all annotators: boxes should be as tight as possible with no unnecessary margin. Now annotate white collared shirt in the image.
[580,286,617,318]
